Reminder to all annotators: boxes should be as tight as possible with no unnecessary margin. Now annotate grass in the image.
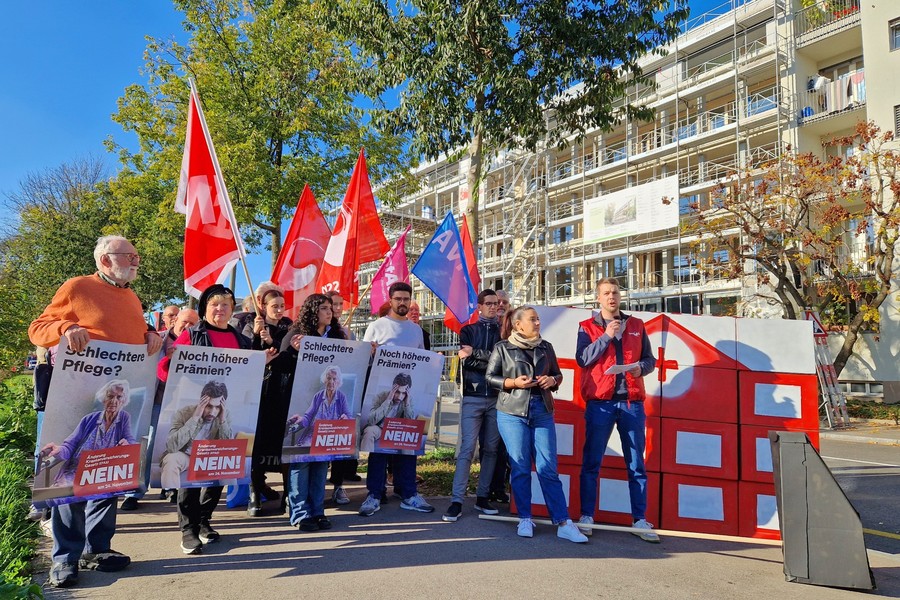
[359,446,481,497]
[845,398,900,424]
[0,375,43,598]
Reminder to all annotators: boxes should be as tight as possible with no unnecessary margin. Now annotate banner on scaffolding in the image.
[583,175,679,243]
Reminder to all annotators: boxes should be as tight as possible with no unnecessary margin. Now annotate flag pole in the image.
[342,275,377,329]
[188,78,258,312]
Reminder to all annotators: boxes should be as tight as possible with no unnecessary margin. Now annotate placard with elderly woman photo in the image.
[281,337,371,464]
[33,339,157,507]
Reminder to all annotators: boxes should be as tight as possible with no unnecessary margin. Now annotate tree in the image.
[0,158,113,368]
[684,122,900,375]
[328,0,689,243]
[111,0,415,271]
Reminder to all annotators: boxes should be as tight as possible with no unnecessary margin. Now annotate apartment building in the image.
[362,0,900,399]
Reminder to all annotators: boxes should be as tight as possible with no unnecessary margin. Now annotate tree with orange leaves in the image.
[683,121,899,375]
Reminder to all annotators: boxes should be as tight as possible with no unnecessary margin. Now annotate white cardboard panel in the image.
[599,477,631,513]
[556,423,575,457]
[533,306,592,360]
[754,383,803,418]
[555,368,575,402]
[655,313,737,368]
[678,484,724,521]
[735,318,815,374]
[675,431,722,468]
[755,437,773,473]
[531,471,571,506]
[757,494,779,530]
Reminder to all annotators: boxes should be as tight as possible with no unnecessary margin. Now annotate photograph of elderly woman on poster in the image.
[37,379,136,488]
[286,366,352,448]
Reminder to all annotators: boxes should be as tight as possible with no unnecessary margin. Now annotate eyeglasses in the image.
[482,301,499,306]
[107,253,140,263]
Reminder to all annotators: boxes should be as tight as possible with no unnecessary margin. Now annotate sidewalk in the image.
[819,420,900,446]
[39,484,900,599]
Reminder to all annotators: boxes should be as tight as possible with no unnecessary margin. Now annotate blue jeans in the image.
[366,452,416,499]
[579,400,647,520]
[288,461,328,525]
[126,402,162,500]
[51,498,117,563]
[497,398,569,524]
[451,396,500,503]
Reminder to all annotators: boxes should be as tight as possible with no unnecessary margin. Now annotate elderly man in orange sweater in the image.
[29,235,162,589]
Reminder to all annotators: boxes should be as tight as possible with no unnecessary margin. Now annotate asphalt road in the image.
[821,438,900,556]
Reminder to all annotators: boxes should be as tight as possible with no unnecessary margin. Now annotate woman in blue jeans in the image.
[485,306,587,543]
[273,293,347,532]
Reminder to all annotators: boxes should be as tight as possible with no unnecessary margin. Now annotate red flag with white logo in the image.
[175,82,246,298]
[315,149,390,307]
[443,215,481,333]
[271,184,331,320]
[369,225,411,314]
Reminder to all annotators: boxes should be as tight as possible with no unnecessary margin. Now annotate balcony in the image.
[795,0,860,41]
[796,69,865,126]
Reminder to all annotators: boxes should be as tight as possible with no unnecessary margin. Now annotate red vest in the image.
[578,315,648,402]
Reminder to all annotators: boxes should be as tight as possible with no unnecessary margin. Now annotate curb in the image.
[819,431,900,446]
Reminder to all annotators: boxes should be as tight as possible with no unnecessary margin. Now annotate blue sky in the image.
[0,0,727,300]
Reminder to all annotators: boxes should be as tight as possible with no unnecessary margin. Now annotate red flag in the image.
[316,149,390,306]
[271,184,331,320]
[175,83,245,298]
[369,225,411,315]
[443,215,481,333]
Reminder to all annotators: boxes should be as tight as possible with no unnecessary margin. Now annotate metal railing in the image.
[796,69,865,125]
[795,0,860,37]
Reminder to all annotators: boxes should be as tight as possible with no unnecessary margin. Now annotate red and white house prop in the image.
[530,305,818,540]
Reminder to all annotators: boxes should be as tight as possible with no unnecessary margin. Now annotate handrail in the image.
[795,0,860,37]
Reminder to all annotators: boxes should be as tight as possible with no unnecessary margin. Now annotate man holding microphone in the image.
[575,278,658,542]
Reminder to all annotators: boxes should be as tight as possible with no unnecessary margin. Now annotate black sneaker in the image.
[299,518,319,532]
[490,490,510,503]
[120,497,139,511]
[79,550,131,572]
[474,497,499,515]
[317,516,333,530]
[181,531,203,555]
[442,502,463,522]
[198,520,219,544]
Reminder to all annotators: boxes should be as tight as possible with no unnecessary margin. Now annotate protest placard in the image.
[151,346,265,488]
[359,346,444,455]
[282,338,371,463]
[33,339,157,507]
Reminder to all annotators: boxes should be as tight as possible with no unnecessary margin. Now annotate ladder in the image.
[807,309,850,429]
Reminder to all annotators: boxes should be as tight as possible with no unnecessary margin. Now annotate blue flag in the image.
[412,212,478,323]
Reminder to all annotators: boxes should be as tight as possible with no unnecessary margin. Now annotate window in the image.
[554,266,574,297]
[672,253,699,284]
[895,105,900,137]
[599,256,628,289]
[665,294,700,314]
[891,19,900,51]
[552,225,575,244]
[679,194,700,214]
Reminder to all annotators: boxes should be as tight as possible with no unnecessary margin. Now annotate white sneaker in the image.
[558,519,589,543]
[632,518,660,543]
[358,494,380,516]
[517,518,534,538]
[576,515,594,536]
[400,493,435,513]
[332,487,350,505]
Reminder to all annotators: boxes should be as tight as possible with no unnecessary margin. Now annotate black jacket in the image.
[459,319,500,397]
[485,340,562,417]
